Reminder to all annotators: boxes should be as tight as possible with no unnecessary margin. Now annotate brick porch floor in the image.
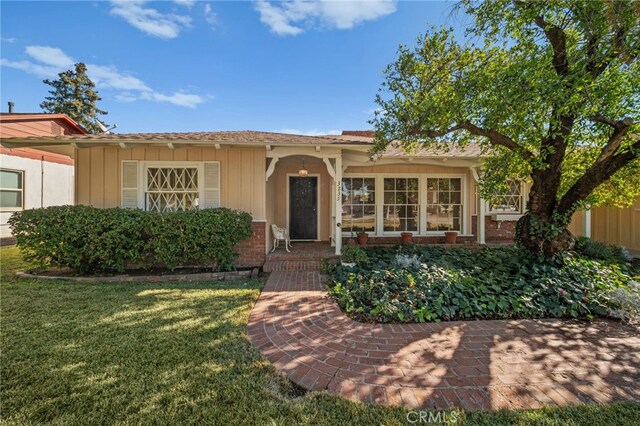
[247,269,640,410]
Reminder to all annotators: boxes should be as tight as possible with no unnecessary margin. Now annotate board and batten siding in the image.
[569,198,640,252]
[75,146,266,220]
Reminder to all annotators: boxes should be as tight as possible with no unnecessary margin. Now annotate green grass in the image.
[1,246,639,425]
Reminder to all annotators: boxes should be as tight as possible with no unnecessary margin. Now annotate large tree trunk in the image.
[516,213,574,257]
[515,176,574,257]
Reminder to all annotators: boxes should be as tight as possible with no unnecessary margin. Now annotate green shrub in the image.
[341,244,368,264]
[8,206,253,274]
[326,245,635,323]
[574,236,631,263]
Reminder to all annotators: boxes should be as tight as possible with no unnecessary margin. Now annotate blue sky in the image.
[1,1,462,134]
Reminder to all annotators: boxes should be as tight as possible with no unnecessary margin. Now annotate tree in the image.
[372,0,640,257]
[40,63,108,134]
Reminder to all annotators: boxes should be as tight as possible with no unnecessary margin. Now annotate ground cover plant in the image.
[2,246,640,425]
[326,244,640,324]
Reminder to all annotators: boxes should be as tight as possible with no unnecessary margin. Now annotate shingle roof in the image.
[0,130,372,145]
[0,130,485,158]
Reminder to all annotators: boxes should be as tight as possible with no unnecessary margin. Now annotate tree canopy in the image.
[40,63,108,134]
[372,0,639,255]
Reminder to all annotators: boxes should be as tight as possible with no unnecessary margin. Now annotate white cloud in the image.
[1,37,16,43]
[25,46,74,68]
[204,3,217,26]
[174,0,196,7]
[278,128,341,136]
[254,0,396,36]
[1,45,206,108]
[109,0,191,39]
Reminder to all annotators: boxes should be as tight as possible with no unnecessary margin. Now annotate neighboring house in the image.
[0,129,533,265]
[0,113,86,239]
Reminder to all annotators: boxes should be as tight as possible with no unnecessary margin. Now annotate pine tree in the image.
[40,63,108,134]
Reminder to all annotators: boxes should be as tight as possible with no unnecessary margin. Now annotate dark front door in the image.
[289,176,318,240]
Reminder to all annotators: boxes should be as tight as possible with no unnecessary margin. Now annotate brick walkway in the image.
[248,269,640,410]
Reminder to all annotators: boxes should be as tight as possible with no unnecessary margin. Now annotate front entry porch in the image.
[263,242,336,272]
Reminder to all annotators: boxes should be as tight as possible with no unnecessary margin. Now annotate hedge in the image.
[8,206,253,274]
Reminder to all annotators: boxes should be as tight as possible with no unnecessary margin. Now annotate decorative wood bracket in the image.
[266,157,279,181]
[323,157,336,179]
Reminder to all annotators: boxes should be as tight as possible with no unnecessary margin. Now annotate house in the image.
[0,128,536,264]
[0,112,86,241]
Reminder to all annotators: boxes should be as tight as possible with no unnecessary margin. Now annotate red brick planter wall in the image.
[471,216,518,243]
[236,221,266,268]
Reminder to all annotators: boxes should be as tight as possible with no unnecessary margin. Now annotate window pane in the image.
[489,180,522,213]
[0,170,22,189]
[384,178,395,190]
[0,190,22,208]
[342,177,376,233]
[451,191,461,204]
[426,178,462,232]
[382,178,420,232]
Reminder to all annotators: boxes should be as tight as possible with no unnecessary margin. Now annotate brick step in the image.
[263,260,324,272]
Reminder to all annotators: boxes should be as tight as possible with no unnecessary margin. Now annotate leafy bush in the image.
[326,245,636,323]
[340,244,368,264]
[9,206,253,274]
[607,281,640,325]
[574,236,631,263]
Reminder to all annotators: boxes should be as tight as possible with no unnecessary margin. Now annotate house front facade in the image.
[1,129,540,264]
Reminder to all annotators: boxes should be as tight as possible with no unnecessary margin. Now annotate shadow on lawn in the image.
[1,278,322,424]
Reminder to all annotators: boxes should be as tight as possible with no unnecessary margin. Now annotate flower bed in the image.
[324,244,639,324]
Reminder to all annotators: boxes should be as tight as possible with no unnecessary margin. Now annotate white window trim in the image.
[342,173,470,237]
[0,168,25,212]
[486,181,528,216]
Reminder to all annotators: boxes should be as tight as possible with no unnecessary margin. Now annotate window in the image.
[383,178,419,232]
[342,177,376,233]
[488,181,523,214]
[122,161,220,211]
[0,169,24,211]
[426,178,462,231]
[145,167,199,212]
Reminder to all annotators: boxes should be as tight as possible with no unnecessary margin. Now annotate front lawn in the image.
[2,246,639,425]
[326,244,640,324]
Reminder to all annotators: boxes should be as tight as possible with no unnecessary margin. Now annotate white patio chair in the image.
[271,224,292,252]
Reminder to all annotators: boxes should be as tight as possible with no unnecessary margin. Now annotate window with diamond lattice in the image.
[146,167,199,212]
[488,181,523,214]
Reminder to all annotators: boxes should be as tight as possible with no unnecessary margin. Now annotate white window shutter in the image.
[121,161,139,208]
[203,161,220,208]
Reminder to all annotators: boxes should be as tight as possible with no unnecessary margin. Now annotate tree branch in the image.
[557,137,640,214]
[534,14,570,76]
[409,121,535,161]
[590,115,634,163]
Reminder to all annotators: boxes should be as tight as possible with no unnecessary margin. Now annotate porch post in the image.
[335,155,343,255]
[582,208,592,238]
[478,196,486,245]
